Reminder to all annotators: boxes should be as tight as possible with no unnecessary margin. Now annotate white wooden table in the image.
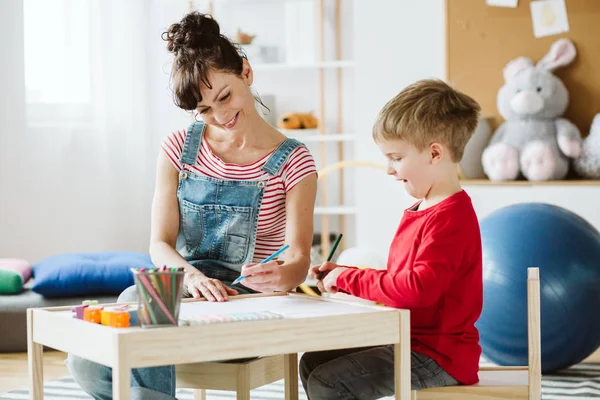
[27,292,411,400]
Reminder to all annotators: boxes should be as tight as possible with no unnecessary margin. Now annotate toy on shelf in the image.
[574,114,600,179]
[235,28,256,45]
[459,117,492,179]
[482,38,582,182]
[277,112,318,130]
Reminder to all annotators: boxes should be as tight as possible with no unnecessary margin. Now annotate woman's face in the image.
[195,60,256,132]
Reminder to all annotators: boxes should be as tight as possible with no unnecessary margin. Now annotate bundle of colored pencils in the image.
[131,266,184,328]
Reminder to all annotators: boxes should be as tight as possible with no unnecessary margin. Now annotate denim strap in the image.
[262,138,304,176]
[180,121,206,166]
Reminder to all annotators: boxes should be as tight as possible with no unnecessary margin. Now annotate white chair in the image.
[412,267,542,400]
[176,354,298,400]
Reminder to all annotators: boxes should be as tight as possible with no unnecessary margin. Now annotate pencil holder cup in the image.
[131,269,184,328]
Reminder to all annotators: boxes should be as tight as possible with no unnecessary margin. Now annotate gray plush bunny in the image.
[482,38,582,181]
[574,114,600,179]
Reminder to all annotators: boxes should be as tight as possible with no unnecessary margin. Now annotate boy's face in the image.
[377,138,434,199]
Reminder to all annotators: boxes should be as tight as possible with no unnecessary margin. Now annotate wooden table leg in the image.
[27,309,44,400]
[395,310,411,400]
[284,353,299,400]
[236,364,250,400]
[113,355,130,400]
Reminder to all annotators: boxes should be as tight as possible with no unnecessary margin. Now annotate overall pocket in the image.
[180,199,253,264]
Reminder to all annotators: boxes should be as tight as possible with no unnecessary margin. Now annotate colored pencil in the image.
[318,233,343,280]
[149,269,166,304]
[159,266,171,309]
[137,273,177,324]
[138,281,158,325]
[171,268,177,309]
[232,244,290,285]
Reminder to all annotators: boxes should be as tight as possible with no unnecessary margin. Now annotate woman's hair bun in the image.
[164,12,221,55]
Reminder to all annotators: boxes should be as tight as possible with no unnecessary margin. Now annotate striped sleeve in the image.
[160,130,187,171]
[281,146,317,192]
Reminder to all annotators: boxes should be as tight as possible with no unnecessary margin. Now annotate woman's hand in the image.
[239,261,282,293]
[184,270,238,302]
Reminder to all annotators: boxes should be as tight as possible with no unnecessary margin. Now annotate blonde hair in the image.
[373,79,481,162]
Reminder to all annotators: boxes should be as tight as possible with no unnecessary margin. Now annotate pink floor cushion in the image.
[0,259,33,294]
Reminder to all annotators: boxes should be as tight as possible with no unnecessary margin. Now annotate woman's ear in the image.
[241,59,254,86]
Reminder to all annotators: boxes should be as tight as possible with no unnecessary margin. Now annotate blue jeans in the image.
[67,268,258,400]
[300,346,459,400]
[66,354,176,400]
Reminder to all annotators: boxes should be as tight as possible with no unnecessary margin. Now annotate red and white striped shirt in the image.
[162,130,317,262]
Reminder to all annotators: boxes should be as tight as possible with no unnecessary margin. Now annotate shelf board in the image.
[314,206,357,215]
[461,179,600,186]
[281,131,354,143]
[252,60,355,71]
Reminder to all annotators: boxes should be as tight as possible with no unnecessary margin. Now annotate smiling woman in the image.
[65,11,318,400]
[157,12,318,297]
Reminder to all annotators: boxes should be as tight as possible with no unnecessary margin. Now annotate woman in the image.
[67,11,317,400]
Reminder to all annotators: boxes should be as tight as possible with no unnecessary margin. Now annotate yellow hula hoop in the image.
[297,160,387,296]
[317,160,387,178]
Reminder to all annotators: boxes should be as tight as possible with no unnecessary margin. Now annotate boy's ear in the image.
[429,142,444,164]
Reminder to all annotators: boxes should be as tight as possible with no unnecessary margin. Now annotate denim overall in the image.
[177,120,303,284]
[66,121,304,400]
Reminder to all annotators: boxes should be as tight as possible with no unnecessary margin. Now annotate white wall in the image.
[351,0,600,258]
[0,1,355,263]
[353,0,446,256]
[0,2,159,263]
[0,1,26,257]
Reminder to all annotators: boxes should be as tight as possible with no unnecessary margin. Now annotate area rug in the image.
[2,363,600,399]
[0,377,307,399]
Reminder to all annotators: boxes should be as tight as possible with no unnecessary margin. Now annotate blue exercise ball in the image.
[478,203,600,373]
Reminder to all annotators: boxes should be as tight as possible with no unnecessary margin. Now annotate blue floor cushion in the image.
[32,252,154,297]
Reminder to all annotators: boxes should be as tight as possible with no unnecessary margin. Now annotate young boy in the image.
[300,79,483,399]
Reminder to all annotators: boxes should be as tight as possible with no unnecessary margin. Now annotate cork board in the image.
[446,0,600,136]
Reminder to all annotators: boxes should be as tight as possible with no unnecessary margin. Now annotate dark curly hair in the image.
[162,12,248,111]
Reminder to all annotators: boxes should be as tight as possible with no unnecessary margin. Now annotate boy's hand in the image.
[309,261,338,281]
[317,263,349,294]
[318,266,349,294]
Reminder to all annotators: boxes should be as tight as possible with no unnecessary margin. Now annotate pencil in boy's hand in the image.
[232,244,290,285]
[318,233,343,281]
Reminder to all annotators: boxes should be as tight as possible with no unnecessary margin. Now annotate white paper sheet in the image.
[487,0,518,7]
[530,0,570,38]
[179,295,382,319]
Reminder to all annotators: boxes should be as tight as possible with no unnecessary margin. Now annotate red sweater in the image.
[336,190,482,385]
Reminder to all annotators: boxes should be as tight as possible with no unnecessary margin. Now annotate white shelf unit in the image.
[193,0,355,262]
[279,130,355,143]
[313,0,353,257]
[252,60,355,71]
[314,206,357,215]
